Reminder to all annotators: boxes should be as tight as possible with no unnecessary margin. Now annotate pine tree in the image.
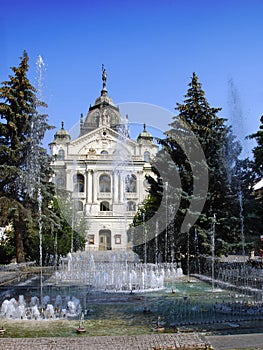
[248,115,263,176]
[134,73,245,265]
[169,73,243,257]
[247,115,263,249]
[0,51,54,262]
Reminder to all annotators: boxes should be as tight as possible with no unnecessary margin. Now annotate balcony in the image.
[125,193,137,199]
[72,192,86,199]
[97,192,112,199]
[97,211,113,216]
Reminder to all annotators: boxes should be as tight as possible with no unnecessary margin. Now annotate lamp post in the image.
[155,219,159,265]
[165,182,168,263]
[142,212,146,265]
[211,213,216,292]
[187,230,190,282]
[71,198,75,253]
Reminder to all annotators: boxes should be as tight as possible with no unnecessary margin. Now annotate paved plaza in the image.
[1,332,263,350]
[0,333,210,350]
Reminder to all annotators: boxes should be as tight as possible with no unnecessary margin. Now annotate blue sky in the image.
[1,0,263,157]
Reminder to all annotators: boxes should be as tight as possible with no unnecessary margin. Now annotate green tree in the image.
[248,115,263,176]
[170,74,245,258]
[0,51,53,263]
[247,115,263,251]
[134,73,246,265]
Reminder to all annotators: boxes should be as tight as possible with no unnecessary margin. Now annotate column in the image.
[119,173,124,203]
[93,170,97,202]
[113,172,118,203]
[87,169,93,203]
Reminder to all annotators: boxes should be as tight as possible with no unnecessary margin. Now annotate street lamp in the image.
[165,182,168,263]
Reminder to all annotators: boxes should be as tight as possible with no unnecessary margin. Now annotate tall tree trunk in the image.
[15,222,24,263]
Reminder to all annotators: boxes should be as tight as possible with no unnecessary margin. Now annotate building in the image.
[49,67,158,251]
[253,177,263,201]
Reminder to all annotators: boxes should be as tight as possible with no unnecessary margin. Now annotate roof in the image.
[253,178,263,191]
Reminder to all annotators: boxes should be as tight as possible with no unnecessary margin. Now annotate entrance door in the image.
[99,230,111,250]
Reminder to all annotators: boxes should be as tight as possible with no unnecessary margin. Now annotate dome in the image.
[80,66,123,136]
[54,122,71,143]
[137,124,153,143]
[94,88,115,107]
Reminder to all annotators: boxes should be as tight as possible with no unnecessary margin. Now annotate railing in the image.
[97,211,113,216]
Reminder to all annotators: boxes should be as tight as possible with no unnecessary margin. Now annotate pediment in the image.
[68,126,137,156]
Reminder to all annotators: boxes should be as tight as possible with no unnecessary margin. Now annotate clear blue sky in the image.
[1,0,263,158]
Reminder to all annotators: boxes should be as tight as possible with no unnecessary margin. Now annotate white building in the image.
[49,68,158,251]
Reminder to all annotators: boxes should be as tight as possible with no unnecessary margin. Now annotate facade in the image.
[49,68,158,251]
[253,177,263,201]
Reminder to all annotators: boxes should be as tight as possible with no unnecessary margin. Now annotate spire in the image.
[53,121,71,143]
[101,64,108,95]
[80,113,84,128]
[137,123,153,143]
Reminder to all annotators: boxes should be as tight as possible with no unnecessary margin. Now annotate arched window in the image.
[101,150,108,155]
[58,149,65,160]
[125,174,136,193]
[99,174,111,192]
[73,174,84,192]
[100,201,110,211]
[56,177,65,188]
[127,201,136,211]
[76,201,83,211]
[144,151,150,163]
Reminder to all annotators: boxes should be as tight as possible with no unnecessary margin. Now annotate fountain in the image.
[1,247,263,329]
[47,250,182,292]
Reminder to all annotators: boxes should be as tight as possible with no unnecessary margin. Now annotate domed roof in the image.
[137,124,153,142]
[80,66,123,136]
[94,88,115,107]
[54,122,71,142]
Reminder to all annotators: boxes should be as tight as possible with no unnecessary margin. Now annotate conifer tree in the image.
[134,73,246,265]
[248,115,263,176]
[169,73,243,257]
[0,51,54,262]
[247,115,263,247]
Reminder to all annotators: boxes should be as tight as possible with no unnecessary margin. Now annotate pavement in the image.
[207,333,263,349]
[0,332,263,349]
[0,333,210,350]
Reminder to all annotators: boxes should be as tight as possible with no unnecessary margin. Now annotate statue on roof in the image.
[102,64,107,89]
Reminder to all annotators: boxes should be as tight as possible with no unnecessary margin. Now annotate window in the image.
[76,201,83,211]
[88,235,94,245]
[56,177,65,188]
[99,174,111,192]
[144,151,150,163]
[58,149,65,160]
[73,174,84,192]
[127,201,136,211]
[115,235,121,244]
[101,150,108,155]
[125,174,136,192]
[100,201,110,211]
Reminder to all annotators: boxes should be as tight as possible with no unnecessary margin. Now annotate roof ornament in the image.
[102,64,107,90]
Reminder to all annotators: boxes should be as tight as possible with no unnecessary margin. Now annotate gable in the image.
[68,126,137,156]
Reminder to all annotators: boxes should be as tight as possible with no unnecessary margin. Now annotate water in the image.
[238,190,246,263]
[1,250,263,326]
[35,55,46,306]
[48,251,182,292]
[1,276,263,326]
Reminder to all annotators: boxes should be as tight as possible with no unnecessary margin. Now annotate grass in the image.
[0,317,153,338]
